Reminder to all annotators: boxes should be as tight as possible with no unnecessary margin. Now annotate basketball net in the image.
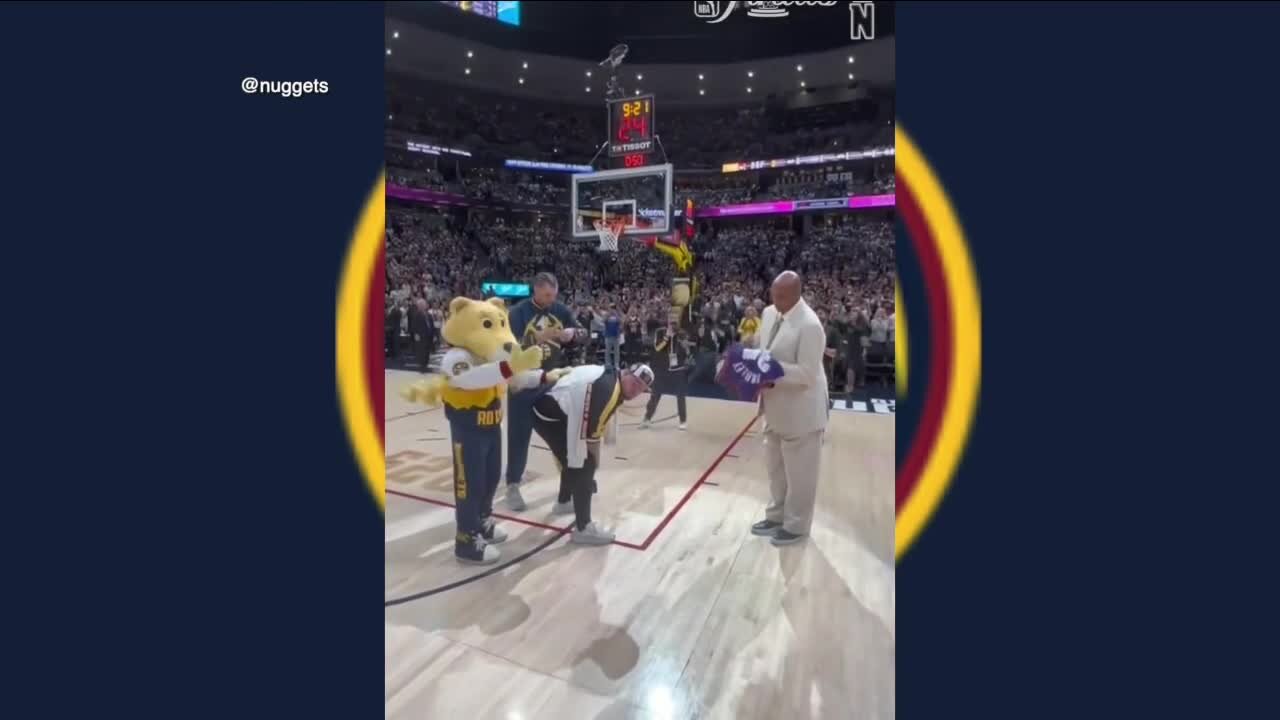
[593,218,627,253]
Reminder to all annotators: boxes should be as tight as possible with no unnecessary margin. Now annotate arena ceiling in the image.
[386,2,894,107]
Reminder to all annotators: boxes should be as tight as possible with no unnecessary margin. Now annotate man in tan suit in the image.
[752,271,829,546]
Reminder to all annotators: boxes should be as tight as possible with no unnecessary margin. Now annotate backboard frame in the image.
[570,163,674,240]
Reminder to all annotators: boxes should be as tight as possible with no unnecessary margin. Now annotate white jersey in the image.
[540,365,607,470]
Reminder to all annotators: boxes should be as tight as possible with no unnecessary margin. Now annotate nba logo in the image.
[693,1,721,18]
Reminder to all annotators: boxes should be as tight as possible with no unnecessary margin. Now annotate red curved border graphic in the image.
[365,243,386,446]
[896,174,953,511]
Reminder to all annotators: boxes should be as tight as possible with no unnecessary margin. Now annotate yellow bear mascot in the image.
[402,296,568,564]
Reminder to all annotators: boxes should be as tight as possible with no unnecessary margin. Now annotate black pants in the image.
[414,336,433,373]
[531,394,596,531]
[645,370,688,423]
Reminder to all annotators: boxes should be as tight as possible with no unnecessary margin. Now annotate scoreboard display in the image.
[608,94,656,159]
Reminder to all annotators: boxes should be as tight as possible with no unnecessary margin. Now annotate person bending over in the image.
[531,363,654,545]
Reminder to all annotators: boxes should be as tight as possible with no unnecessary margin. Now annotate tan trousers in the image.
[763,428,824,535]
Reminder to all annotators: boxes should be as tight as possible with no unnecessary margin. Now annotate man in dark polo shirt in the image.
[503,272,582,511]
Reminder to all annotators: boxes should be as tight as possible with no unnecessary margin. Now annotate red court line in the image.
[386,488,645,550]
[386,489,570,535]
[637,415,759,551]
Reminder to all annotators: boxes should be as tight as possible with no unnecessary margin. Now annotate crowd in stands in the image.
[386,73,894,170]
[388,160,893,210]
[387,206,896,393]
[385,75,897,393]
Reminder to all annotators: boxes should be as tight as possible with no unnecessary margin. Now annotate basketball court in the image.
[385,369,895,719]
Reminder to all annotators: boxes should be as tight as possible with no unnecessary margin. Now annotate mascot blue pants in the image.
[447,404,504,546]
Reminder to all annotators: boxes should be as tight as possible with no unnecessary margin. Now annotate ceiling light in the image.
[699,89,705,95]
[585,86,591,92]
[518,77,524,84]
[393,31,399,39]
[747,71,754,78]
[698,73,704,80]
[848,55,854,63]
[635,89,641,95]
[466,50,474,58]
[800,80,806,87]
[848,73,854,80]
[796,64,803,72]
[637,73,643,80]
[586,70,592,77]
[385,48,391,56]
[464,67,471,75]
[522,61,528,69]
[747,87,752,93]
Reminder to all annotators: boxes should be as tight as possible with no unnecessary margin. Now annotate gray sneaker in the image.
[551,500,575,516]
[571,522,615,545]
[505,485,526,511]
[751,519,782,536]
[771,528,806,546]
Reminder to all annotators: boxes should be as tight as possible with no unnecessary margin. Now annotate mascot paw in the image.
[546,367,573,383]
[510,345,544,373]
[401,379,444,407]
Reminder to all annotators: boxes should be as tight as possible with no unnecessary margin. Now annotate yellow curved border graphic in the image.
[336,174,386,510]
[895,128,982,560]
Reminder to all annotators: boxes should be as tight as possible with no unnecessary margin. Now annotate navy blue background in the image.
[3,1,1279,716]
[897,3,1280,716]
[1,3,384,715]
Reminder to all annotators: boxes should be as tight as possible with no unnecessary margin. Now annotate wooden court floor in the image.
[385,369,895,719]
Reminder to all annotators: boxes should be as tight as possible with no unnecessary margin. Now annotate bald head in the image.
[771,271,803,314]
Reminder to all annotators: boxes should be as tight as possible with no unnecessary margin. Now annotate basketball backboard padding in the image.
[570,163,673,240]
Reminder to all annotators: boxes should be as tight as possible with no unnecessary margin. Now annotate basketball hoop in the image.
[593,218,627,253]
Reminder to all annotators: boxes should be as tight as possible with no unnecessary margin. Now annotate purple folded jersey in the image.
[716,343,785,402]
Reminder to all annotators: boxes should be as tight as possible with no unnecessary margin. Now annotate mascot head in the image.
[444,296,519,362]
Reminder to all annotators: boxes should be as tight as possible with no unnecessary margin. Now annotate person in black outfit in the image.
[385,295,402,360]
[845,310,871,391]
[623,316,643,364]
[643,325,692,431]
[409,298,435,373]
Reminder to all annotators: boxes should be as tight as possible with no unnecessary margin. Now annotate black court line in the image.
[387,407,439,423]
[619,409,680,425]
[535,444,627,461]
[384,525,572,608]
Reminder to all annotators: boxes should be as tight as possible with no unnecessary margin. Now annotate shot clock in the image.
[607,94,656,160]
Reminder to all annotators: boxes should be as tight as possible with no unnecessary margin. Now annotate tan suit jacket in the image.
[758,299,829,437]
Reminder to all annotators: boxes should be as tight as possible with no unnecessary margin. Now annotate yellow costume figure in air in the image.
[401,296,570,565]
[644,232,698,333]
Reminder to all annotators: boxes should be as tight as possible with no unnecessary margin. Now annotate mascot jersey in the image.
[508,298,579,371]
[535,366,622,470]
[439,347,545,429]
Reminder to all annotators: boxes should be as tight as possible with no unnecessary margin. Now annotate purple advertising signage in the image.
[847,194,896,209]
[698,200,794,217]
[696,193,895,218]
[386,183,469,206]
